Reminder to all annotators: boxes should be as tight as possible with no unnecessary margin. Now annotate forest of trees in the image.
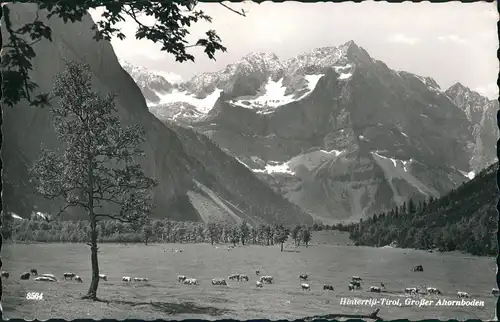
[1,215,313,250]
[345,163,499,257]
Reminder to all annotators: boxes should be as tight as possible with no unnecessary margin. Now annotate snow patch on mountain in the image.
[32,211,50,220]
[253,160,295,175]
[251,149,343,176]
[304,74,325,91]
[338,73,352,80]
[151,89,223,114]
[458,169,476,180]
[7,212,23,220]
[288,149,343,172]
[228,74,324,113]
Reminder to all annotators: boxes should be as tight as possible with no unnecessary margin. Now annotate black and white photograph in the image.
[0,0,498,320]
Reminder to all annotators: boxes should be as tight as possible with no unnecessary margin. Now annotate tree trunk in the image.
[0,6,4,319]
[280,242,283,252]
[83,156,99,301]
[83,217,99,300]
[306,242,308,248]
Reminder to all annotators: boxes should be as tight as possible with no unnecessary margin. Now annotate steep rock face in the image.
[445,83,499,173]
[125,41,482,224]
[2,3,196,221]
[1,4,312,226]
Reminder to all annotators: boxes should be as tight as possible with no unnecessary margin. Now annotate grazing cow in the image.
[184,278,199,285]
[212,278,228,286]
[99,274,108,281]
[75,276,83,283]
[323,284,334,291]
[255,270,260,275]
[427,287,441,295]
[178,275,187,283]
[63,272,76,280]
[20,272,30,280]
[1,271,9,279]
[260,276,274,284]
[134,277,149,282]
[239,274,249,282]
[348,283,354,291]
[256,281,263,288]
[370,286,381,293]
[299,273,308,280]
[228,274,240,281]
[34,276,56,282]
[351,280,362,288]
[301,283,311,291]
[412,265,424,272]
[42,274,58,281]
[492,288,499,296]
[405,287,418,295]
[122,276,132,282]
[457,291,469,299]
[352,276,362,282]
[30,269,38,276]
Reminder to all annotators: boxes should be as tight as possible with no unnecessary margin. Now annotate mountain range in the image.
[122,41,499,224]
[1,3,312,227]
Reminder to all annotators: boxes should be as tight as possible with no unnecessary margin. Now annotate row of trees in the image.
[3,216,313,251]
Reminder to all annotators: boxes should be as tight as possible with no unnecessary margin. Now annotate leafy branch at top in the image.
[1,0,246,108]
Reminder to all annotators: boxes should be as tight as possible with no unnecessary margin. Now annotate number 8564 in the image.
[26,292,43,300]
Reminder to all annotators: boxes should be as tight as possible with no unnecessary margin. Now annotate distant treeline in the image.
[1,215,314,248]
[345,187,498,257]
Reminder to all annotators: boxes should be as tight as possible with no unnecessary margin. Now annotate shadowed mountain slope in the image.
[1,3,312,227]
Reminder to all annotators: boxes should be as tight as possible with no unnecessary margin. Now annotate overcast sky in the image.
[90,1,498,99]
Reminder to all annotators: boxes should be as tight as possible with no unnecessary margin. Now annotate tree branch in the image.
[219,3,246,17]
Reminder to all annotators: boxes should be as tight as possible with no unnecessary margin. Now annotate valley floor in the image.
[2,236,496,321]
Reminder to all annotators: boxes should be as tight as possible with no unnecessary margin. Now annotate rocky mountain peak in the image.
[339,40,371,60]
[448,82,467,91]
[445,82,493,113]
[119,59,173,105]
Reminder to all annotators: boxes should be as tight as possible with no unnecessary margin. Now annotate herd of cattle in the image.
[1,268,149,284]
[2,269,84,283]
[2,263,499,300]
[343,265,500,299]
